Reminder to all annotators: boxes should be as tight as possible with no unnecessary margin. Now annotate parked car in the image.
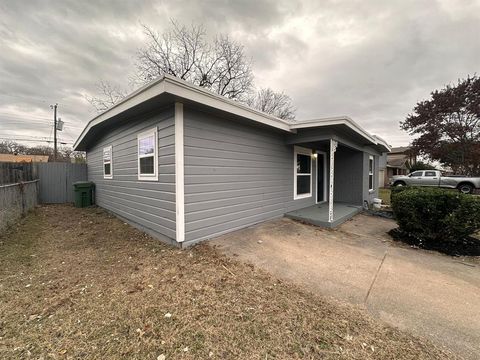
[390,170,480,194]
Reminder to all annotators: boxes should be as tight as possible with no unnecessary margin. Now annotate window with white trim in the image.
[369,155,374,191]
[103,145,113,179]
[137,127,158,181]
[294,147,312,199]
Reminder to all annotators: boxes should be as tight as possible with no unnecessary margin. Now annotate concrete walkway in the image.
[210,215,480,360]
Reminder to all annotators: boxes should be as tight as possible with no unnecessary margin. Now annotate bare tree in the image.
[0,140,28,154]
[86,20,296,120]
[248,88,296,121]
[0,141,86,163]
[85,81,128,112]
[135,21,254,100]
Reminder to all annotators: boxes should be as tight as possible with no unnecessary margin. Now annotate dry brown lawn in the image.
[0,205,458,359]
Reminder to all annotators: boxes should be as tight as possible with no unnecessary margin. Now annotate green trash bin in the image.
[73,181,95,208]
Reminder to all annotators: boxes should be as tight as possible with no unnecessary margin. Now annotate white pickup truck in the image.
[390,170,480,194]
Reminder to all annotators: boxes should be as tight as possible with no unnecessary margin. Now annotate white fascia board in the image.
[74,79,166,149]
[74,74,387,152]
[75,75,292,149]
[372,135,392,152]
[290,116,377,144]
[163,76,292,132]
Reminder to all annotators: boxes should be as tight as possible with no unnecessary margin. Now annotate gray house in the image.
[74,75,390,246]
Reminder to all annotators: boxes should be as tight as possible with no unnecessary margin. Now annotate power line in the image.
[0,137,74,145]
[0,115,85,129]
[0,115,52,123]
[0,133,74,141]
[0,93,48,103]
[0,111,86,123]
[0,93,82,107]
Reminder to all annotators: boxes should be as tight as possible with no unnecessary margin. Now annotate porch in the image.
[285,202,362,228]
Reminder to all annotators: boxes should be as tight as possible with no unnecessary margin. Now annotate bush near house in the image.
[390,187,480,255]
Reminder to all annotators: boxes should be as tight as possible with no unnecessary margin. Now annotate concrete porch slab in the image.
[285,202,362,228]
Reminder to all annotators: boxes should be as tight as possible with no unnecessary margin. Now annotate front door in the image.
[317,153,325,202]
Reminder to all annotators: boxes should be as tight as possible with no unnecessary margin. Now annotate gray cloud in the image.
[0,0,479,147]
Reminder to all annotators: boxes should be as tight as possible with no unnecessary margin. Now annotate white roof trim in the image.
[74,75,290,149]
[372,135,392,152]
[74,75,390,151]
[163,76,291,131]
[290,116,376,143]
[290,117,391,151]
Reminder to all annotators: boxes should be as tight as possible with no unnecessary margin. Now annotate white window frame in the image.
[369,155,374,192]
[103,145,113,179]
[294,146,313,200]
[137,127,158,181]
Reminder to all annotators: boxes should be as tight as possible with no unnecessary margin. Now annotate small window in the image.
[369,155,374,191]
[424,171,436,177]
[410,171,423,177]
[294,147,312,199]
[103,145,113,179]
[137,127,158,181]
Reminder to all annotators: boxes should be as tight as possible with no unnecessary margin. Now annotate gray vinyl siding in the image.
[333,147,364,205]
[86,107,176,241]
[183,107,316,244]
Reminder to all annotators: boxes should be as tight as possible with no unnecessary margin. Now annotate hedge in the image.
[390,187,480,247]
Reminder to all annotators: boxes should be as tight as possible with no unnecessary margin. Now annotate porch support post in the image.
[328,139,338,223]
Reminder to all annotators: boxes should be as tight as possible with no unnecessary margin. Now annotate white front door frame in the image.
[316,151,327,204]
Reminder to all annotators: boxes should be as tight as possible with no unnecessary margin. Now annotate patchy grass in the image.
[0,205,458,359]
[379,188,391,206]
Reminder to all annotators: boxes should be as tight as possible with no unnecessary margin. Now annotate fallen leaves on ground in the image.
[0,205,458,359]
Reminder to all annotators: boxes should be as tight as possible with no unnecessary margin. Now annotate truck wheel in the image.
[458,183,473,194]
[393,181,406,187]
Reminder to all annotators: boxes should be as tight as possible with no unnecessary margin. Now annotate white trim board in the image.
[293,146,313,200]
[74,75,391,153]
[369,155,375,192]
[175,102,185,243]
[137,127,159,181]
[103,145,113,179]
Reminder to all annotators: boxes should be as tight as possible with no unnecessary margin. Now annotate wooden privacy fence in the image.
[36,163,87,203]
[0,162,37,185]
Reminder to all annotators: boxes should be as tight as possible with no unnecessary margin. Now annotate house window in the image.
[294,146,312,199]
[103,145,113,179]
[137,127,158,181]
[369,155,374,191]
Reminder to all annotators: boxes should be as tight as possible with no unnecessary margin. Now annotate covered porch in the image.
[285,202,362,228]
[285,118,388,228]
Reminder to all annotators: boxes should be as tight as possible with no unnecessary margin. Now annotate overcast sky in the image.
[0,0,479,148]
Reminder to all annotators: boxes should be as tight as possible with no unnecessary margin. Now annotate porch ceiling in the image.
[286,123,390,153]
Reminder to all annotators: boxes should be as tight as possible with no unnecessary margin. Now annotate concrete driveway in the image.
[210,214,480,360]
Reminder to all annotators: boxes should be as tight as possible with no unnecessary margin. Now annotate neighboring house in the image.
[74,75,390,247]
[0,154,49,163]
[378,152,387,188]
[383,146,417,186]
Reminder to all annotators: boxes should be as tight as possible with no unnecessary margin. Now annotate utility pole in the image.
[50,103,58,161]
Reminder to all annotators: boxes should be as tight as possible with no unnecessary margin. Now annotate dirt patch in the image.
[0,205,458,359]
